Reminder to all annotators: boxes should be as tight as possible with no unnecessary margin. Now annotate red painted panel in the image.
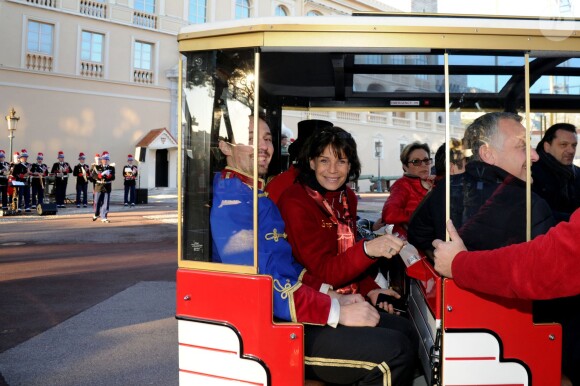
[176,269,304,386]
[443,279,561,385]
[407,257,442,319]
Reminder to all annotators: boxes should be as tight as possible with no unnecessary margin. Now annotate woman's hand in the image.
[336,293,366,306]
[366,288,402,314]
[364,234,404,259]
[338,302,380,327]
[371,217,386,231]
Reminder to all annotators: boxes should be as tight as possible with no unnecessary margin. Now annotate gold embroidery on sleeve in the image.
[265,228,287,242]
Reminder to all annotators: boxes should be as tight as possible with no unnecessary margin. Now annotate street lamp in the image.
[5,108,20,159]
[375,140,382,193]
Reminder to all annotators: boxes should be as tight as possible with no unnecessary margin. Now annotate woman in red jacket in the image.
[378,142,434,235]
[277,126,406,308]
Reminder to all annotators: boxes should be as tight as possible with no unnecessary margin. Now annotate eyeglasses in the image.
[407,158,433,166]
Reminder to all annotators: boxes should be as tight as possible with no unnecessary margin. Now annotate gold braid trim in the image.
[273,279,302,322]
[304,358,391,386]
[298,269,306,281]
[265,228,287,242]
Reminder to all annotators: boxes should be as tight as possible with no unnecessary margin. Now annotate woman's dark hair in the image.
[297,126,361,182]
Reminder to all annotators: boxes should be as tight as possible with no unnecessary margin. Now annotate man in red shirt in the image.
[433,216,580,386]
[433,213,580,300]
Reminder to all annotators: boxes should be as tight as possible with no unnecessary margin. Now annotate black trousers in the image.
[304,313,417,385]
[76,182,88,205]
[31,181,44,206]
[55,178,68,206]
[17,185,30,209]
[0,184,7,208]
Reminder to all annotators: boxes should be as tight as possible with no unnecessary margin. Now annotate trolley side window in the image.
[182,48,259,267]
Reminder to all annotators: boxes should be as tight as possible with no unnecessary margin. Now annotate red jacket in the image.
[453,208,580,300]
[278,182,380,296]
[382,174,430,234]
[265,165,299,204]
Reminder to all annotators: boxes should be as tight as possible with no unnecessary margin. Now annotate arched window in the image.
[236,0,250,19]
[275,5,288,16]
[306,10,321,16]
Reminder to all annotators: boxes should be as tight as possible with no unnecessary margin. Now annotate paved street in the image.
[0,189,428,386]
[0,188,178,385]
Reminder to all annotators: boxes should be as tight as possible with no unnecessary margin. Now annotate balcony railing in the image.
[80,0,107,19]
[133,10,157,29]
[80,61,104,78]
[133,69,154,84]
[26,53,53,72]
[26,0,56,7]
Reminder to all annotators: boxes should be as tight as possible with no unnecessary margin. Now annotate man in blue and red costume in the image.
[211,114,417,386]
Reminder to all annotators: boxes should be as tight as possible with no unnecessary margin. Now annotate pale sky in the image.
[436,0,579,17]
[377,0,580,17]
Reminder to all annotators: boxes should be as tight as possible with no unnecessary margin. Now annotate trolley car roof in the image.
[178,15,580,112]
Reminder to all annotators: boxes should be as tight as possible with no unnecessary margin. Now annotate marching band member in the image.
[123,154,138,207]
[91,151,115,223]
[7,151,19,208]
[51,151,72,208]
[30,152,48,208]
[73,152,90,208]
[11,149,32,212]
[0,150,9,210]
[90,153,100,204]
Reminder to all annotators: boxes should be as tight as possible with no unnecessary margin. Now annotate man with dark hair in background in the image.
[532,123,580,222]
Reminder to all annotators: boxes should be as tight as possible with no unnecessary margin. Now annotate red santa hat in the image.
[20,149,29,158]
[58,151,65,158]
[127,154,134,161]
[78,152,86,160]
[37,152,44,160]
[101,151,110,160]
[0,150,5,158]
[13,152,19,163]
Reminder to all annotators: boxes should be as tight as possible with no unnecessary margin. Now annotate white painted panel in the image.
[178,320,268,386]
[443,332,528,385]
[178,319,240,354]
[179,346,268,385]
[180,370,265,385]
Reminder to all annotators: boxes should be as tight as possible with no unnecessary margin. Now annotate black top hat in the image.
[289,119,334,161]
[296,119,333,139]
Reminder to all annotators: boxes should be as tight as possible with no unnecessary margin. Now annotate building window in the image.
[81,31,104,63]
[134,41,154,84]
[27,21,53,55]
[189,0,206,24]
[80,31,104,78]
[275,5,287,16]
[134,0,155,14]
[235,0,250,19]
[26,20,54,72]
[306,10,321,16]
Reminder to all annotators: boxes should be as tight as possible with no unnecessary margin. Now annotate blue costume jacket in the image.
[211,168,331,325]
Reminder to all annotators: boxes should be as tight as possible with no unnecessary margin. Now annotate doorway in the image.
[155,149,169,187]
